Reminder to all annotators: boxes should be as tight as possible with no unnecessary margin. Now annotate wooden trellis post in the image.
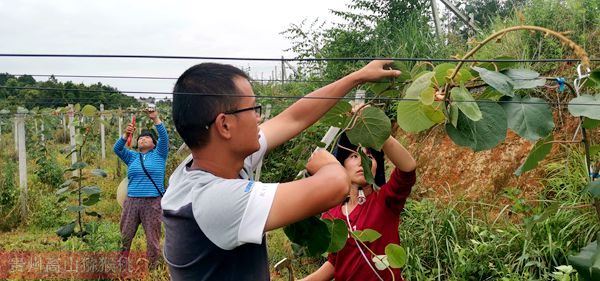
[40,122,45,142]
[14,117,18,152]
[100,104,106,159]
[62,114,67,141]
[116,112,123,178]
[16,113,27,219]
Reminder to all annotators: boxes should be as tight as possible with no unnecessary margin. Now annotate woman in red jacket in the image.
[301,132,416,281]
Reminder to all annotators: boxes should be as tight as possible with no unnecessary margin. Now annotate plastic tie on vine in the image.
[574,64,592,93]
[556,77,566,92]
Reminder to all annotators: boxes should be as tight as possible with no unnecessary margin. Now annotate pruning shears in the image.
[126,115,136,147]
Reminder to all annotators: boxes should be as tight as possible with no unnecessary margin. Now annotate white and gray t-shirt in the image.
[161,131,278,280]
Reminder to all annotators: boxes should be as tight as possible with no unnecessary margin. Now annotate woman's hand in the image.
[144,106,161,124]
[123,123,135,140]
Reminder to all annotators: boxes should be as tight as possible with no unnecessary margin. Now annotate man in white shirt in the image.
[162,60,401,280]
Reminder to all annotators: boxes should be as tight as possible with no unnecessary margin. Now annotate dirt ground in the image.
[396,109,596,205]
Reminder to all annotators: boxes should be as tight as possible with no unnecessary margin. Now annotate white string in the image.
[344,203,385,281]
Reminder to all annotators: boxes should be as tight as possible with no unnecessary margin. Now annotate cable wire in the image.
[1,53,599,63]
[1,86,599,106]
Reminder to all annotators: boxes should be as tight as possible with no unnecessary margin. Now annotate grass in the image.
[398,145,597,280]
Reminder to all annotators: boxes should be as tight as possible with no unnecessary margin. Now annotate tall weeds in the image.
[400,146,597,280]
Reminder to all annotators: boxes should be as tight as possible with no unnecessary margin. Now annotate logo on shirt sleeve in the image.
[244,181,255,193]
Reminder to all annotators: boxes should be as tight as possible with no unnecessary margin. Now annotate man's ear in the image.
[214,114,233,139]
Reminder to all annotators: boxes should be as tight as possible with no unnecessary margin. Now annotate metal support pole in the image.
[431,0,442,37]
[281,56,286,84]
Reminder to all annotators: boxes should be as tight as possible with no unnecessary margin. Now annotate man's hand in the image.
[352,60,402,84]
[306,149,341,175]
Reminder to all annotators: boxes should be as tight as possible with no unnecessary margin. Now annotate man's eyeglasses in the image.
[205,105,262,129]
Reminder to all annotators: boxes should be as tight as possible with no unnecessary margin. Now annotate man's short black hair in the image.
[173,63,250,149]
[333,133,386,186]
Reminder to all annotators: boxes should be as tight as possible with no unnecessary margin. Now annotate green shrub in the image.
[0,160,19,231]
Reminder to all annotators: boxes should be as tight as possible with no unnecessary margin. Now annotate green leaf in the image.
[500,96,554,141]
[410,63,432,79]
[390,61,412,82]
[83,193,100,206]
[56,221,76,240]
[503,68,539,80]
[433,63,456,87]
[0,109,10,114]
[71,161,87,170]
[81,186,101,195]
[474,56,517,72]
[321,101,352,128]
[81,105,97,117]
[405,72,434,98]
[446,101,507,151]
[515,134,553,176]
[569,95,600,120]
[85,211,102,218]
[423,102,446,123]
[568,239,600,281]
[453,68,474,84]
[84,223,99,234]
[346,107,391,151]
[353,229,381,243]
[397,101,436,133]
[67,205,87,212]
[590,145,600,157]
[358,148,375,185]
[98,119,111,127]
[56,187,70,195]
[380,89,401,97]
[583,118,600,129]
[60,179,74,188]
[322,218,348,253]
[284,216,330,256]
[589,68,600,85]
[451,84,482,121]
[372,255,389,271]
[90,169,107,178]
[368,81,392,95]
[478,87,504,101]
[503,69,546,89]
[397,77,439,133]
[472,66,514,97]
[450,104,459,127]
[419,87,435,105]
[385,244,407,268]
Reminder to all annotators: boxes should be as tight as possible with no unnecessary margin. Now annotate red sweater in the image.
[323,168,416,281]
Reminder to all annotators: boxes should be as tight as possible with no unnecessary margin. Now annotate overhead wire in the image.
[1,85,599,107]
[1,53,599,63]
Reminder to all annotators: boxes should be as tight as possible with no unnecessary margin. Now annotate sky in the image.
[0,0,351,98]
